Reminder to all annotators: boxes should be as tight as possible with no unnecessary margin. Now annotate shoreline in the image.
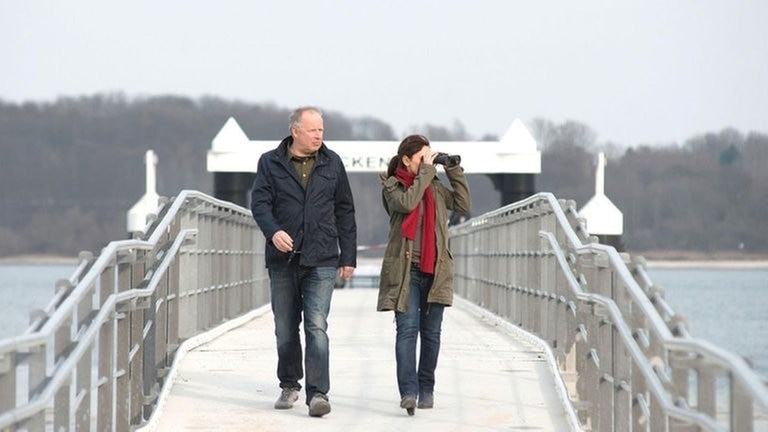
[0,255,80,265]
[2,255,767,270]
[644,260,768,269]
[636,250,768,269]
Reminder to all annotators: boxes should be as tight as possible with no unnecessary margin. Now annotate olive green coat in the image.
[376,164,471,313]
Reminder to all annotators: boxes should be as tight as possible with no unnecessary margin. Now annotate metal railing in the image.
[3,189,767,431]
[450,192,768,431]
[0,191,269,431]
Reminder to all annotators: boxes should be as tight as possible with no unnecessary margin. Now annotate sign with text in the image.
[207,118,541,174]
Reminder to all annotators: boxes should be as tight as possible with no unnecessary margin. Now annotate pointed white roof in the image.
[127,150,161,234]
[211,117,250,151]
[580,152,623,235]
[499,119,537,153]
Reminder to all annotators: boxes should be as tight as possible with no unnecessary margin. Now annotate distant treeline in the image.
[1,94,766,257]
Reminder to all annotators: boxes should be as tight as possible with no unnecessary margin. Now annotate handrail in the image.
[664,338,768,412]
[579,242,768,412]
[26,252,94,335]
[0,240,156,353]
[542,231,723,431]
[2,189,765,431]
[0,190,269,431]
[449,191,768,431]
[0,230,195,427]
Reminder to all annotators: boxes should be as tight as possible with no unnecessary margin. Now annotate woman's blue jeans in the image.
[269,264,336,402]
[395,267,445,398]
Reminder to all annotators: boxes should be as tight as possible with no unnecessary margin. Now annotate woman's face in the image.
[402,145,430,175]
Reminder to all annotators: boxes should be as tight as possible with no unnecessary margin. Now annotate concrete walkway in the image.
[142,289,580,431]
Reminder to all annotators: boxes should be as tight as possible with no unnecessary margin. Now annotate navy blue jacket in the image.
[250,136,357,269]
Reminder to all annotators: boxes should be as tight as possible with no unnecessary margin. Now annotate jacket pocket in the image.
[437,250,455,290]
[272,169,293,184]
[380,257,402,288]
[318,222,338,238]
[313,169,339,198]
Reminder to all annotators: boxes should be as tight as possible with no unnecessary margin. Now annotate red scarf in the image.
[395,167,436,274]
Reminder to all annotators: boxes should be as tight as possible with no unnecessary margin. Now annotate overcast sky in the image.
[2,1,766,146]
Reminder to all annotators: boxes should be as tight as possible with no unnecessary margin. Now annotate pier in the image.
[144,288,575,431]
[2,190,767,431]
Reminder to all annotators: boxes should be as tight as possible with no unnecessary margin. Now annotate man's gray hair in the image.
[289,106,323,130]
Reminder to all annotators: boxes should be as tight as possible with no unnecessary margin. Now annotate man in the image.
[250,106,357,418]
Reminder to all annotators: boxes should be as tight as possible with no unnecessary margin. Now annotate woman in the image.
[377,134,471,415]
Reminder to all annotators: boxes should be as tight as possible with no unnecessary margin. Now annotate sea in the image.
[0,263,766,377]
[647,266,768,376]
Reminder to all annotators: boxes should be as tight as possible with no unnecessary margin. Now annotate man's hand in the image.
[272,230,293,253]
[338,266,355,281]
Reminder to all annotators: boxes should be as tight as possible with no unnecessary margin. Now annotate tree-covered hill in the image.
[1,94,766,257]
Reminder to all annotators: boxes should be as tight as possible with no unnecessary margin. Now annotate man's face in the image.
[291,111,324,157]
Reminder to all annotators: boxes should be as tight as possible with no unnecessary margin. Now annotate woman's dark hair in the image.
[386,134,430,177]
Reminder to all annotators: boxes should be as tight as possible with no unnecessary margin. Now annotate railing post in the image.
[697,365,718,419]
[75,277,96,429]
[97,262,116,432]
[732,379,754,432]
[0,351,15,418]
[613,335,632,432]
[178,204,198,339]
[142,274,158,421]
[53,303,72,430]
[114,258,132,432]
[596,304,615,430]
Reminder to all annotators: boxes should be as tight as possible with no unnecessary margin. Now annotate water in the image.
[1,264,766,377]
[0,263,77,339]
[647,267,768,376]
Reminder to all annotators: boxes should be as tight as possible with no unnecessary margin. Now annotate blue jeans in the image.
[395,268,445,398]
[269,264,336,402]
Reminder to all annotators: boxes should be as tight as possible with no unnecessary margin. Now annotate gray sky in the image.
[2,1,766,146]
